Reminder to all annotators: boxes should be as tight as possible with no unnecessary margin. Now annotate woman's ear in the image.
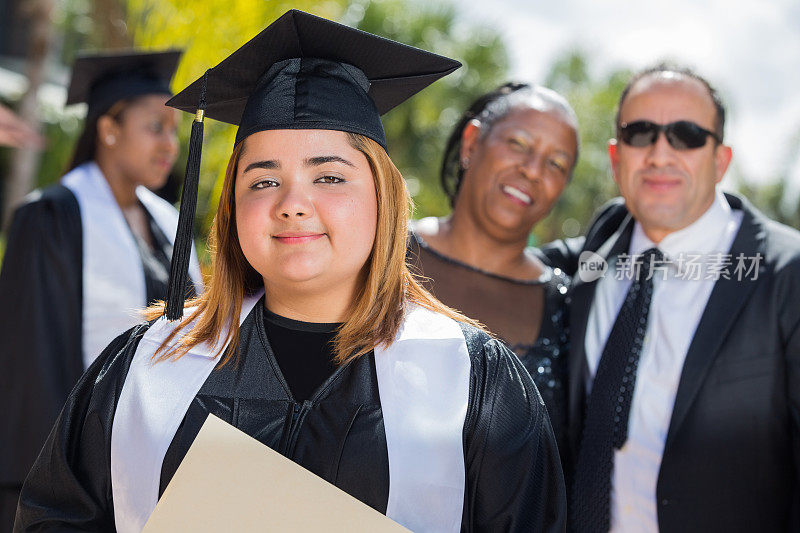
[96,115,121,148]
[459,119,481,169]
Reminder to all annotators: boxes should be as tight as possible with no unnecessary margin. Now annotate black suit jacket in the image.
[542,192,800,532]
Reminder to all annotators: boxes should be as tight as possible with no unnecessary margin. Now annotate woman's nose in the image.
[275,182,315,220]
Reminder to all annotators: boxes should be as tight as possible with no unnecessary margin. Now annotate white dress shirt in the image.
[583,191,742,532]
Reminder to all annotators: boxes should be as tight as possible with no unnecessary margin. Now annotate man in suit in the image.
[544,65,799,532]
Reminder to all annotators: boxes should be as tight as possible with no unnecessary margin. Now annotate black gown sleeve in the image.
[0,187,84,490]
[13,325,147,532]
[461,328,567,533]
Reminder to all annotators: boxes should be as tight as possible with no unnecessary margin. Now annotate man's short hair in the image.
[615,63,726,142]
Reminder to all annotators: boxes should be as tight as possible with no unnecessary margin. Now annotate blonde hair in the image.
[145,132,479,365]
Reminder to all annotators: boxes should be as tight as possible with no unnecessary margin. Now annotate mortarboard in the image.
[162,9,460,320]
[66,49,182,119]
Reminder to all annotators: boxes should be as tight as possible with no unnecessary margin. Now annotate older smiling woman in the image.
[409,83,580,453]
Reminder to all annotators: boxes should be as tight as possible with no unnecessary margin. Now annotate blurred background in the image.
[1,0,798,267]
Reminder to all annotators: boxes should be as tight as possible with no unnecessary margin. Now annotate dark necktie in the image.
[570,247,664,532]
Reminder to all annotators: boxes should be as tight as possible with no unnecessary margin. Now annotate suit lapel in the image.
[567,214,635,457]
[566,278,593,450]
[664,196,766,448]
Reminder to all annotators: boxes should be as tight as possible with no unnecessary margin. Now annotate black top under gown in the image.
[407,231,570,453]
[0,185,186,528]
[15,299,567,532]
[262,309,340,402]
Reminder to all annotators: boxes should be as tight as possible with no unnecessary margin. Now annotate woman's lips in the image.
[501,184,533,206]
[272,233,325,244]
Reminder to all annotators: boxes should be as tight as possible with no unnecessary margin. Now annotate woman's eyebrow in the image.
[305,155,356,168]
[243,160,280,173]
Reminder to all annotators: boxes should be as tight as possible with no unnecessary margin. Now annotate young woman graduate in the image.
[0,50,203,528]
[15,10,565,533]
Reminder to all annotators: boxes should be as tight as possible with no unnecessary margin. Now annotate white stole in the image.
[111,299,470,533]
[374,306,470,532]
[62,162,203,369]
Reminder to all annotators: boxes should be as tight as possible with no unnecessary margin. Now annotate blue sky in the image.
[460,0,800,191]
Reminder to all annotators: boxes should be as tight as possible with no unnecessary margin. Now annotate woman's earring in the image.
[106,135,116,145]
[461,157,470,170]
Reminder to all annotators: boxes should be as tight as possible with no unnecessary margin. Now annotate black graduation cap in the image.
[162,9,461,320]
[66,49,182,119]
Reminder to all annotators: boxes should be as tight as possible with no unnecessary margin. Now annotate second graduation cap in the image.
[67,49,181,119]
[163,9,461,320]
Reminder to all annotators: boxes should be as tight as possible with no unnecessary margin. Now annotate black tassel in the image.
[165,72,208,320]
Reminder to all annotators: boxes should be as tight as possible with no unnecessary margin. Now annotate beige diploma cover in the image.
[143,414,409,532]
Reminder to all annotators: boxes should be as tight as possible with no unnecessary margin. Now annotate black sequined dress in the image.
[408,231,570,452]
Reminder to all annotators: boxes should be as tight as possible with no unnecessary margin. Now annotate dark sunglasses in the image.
[618,120,722,150]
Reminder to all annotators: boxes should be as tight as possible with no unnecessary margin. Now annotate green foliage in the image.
[36,111,85,188]
[53,0,114,61]
[729,127,800,229]
[349,0,509,218]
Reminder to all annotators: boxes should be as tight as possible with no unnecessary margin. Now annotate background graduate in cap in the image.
[16,10,565,532]
[0,49,203,529]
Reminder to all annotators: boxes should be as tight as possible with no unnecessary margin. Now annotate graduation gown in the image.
[15,295,566,532]
[0,162,202,525]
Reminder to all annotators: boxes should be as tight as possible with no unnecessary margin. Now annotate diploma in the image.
[144,414,409,532]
